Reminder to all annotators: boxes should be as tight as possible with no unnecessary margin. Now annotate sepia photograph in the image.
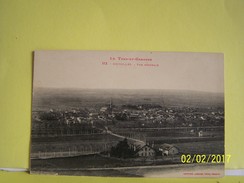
[30,51,224,177]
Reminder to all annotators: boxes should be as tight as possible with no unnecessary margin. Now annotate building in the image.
[159,143,179,156]
[136,145,156,157]
[100,107,108,113]
[198,130,203,137]
[130,113,139,119]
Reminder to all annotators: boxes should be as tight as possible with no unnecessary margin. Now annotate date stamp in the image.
[181,154,231,164]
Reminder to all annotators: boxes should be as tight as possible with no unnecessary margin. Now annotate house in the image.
[159,143,179,156]
[130,113,139,119]
[100,107,108,113]
[198,130,203,137]
[136,145,156,157]
[89,112,99,117]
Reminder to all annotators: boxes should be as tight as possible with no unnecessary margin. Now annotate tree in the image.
[110,138,135,159]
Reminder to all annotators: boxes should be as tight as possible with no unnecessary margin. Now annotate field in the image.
[31,153,224,177]
[31,140,223,165]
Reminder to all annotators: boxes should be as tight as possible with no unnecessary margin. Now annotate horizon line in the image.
[33,86,224,94]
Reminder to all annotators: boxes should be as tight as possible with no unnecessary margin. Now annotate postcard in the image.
[30,51,224,177]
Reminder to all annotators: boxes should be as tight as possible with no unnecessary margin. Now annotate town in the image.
[32,100,224,136]
[31,100,224,161]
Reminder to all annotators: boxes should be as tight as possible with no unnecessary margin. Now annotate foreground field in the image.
[31,156,224,177]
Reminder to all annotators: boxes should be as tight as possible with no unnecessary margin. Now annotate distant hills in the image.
[33,87,224,111]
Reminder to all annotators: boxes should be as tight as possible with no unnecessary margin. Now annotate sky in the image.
[33,51,224,93]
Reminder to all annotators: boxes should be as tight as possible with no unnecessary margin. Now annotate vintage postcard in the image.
[30,51,224,177]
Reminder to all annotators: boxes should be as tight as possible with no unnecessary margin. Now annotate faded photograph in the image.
[31,51,224,177]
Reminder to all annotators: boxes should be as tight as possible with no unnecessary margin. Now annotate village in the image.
[32,99,224,136]
[31,100,224,162]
